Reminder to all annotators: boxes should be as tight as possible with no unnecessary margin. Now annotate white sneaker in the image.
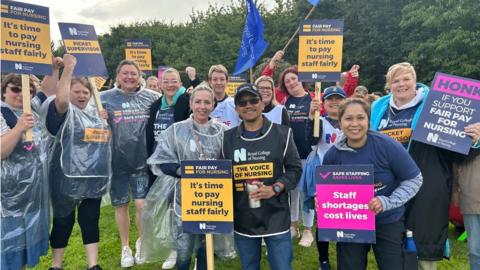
[135,238,145,265]
[161,250,177,269]
[298,229,314,247]
[120,246,134,268]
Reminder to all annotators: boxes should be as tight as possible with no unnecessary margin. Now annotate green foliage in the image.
[81,0,479,92]
[400,0,480,84]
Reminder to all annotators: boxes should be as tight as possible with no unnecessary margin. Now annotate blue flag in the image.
[307,0,320,5]
[233,0,268,75]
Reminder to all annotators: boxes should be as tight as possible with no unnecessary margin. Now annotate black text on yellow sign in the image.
[298,36,343,72]
[63,39,101,54]
[125,48,152,71]
[233,162,274,180]
[1,17,51,63]
[380,128,412,145]
[181,178,233,222]
[83,128,110,143]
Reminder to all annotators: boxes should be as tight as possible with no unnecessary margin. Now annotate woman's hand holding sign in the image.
[368,197,384,215]
[465,122,480,145]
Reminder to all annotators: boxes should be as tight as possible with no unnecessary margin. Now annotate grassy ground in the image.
[33,205,470,269]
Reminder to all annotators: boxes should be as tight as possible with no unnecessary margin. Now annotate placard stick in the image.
[282,5,317,52]
[21,74,33,142]
[206,234,215,270]
[313,82,321,138]
[88,77,107,125]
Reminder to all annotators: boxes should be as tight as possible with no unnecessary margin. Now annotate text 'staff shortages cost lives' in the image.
[316,165,375,244]
[412,73,480,155]
[1,1,52,75]
[181,160,233,234]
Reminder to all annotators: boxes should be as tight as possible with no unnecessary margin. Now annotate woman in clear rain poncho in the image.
[1,60,61,270]
[40,54,111,270]
[100,60,161,267]
[141,84,233,270]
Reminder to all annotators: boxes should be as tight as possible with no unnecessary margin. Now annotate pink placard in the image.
[316,184,375,230]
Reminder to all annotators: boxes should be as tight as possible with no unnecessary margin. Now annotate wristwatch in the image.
[272,183,283,196]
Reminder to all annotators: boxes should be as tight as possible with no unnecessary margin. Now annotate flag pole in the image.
[282,5,317,52]
[249,68,253,83]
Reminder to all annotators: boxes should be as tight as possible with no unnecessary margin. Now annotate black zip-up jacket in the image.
[222,118,302,237]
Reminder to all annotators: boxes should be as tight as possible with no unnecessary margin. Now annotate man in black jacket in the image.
[222,84,302,270]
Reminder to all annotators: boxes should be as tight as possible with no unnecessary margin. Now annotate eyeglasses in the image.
[237,97,260,107]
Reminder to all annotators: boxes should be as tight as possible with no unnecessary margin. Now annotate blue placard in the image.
[180,160,233,234]
[1,1,52,75]
[411,73,480,155]
[58,22,108,77]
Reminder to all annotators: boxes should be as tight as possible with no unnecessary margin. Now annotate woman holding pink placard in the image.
[321,98,422,270]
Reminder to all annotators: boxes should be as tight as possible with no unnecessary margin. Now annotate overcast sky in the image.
[20,0,276,42]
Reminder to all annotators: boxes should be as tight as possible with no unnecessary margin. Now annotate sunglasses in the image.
[7,85,34,94]
[237,97,260,107]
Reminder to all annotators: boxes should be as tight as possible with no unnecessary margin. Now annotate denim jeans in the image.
[235,231,292,270]
[464,214,480,270]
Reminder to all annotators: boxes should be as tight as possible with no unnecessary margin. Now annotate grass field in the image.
[33,204,470,269]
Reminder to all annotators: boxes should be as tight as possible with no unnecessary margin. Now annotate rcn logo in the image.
[199,223,207,230]
[427,132,439,143]
[336,231,344,238]
[14,63,23,70]
[234,148,247,162]
[68,27,78,36]
[378,119,389,130]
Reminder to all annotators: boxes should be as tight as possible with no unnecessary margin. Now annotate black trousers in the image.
[50,198,101,248]
[336,220,405,270]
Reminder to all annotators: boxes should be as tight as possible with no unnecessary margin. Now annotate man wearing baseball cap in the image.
[222,83,302,270]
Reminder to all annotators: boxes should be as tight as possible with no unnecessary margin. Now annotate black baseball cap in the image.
[234,83,260,105]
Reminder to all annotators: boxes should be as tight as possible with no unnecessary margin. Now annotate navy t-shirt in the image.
[377,104,420,148]
[285,94,312,159]
[323,131,421,224]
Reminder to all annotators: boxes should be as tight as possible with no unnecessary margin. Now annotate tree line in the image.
[54,0,480,92]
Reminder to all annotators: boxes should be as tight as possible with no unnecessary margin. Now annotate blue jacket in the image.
[370,83,429,135]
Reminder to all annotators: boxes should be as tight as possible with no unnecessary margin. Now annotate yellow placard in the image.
[181,178,233,222]
[1,17,51,64]
[225,82,244,97]
[380,128,412,145]
[233,162,274,180]
[298,35,343,73]
[83,128,110,143]
[125,48,152,71]
[63,39,101,54]
[93,77,107,90]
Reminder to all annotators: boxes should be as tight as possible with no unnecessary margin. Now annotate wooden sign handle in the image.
[313,82,321,138]
[206,233,215,270]
[21,74,33,142]
[88,77,107,125]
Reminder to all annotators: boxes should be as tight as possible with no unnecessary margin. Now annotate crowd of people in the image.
[1,51,480,270]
